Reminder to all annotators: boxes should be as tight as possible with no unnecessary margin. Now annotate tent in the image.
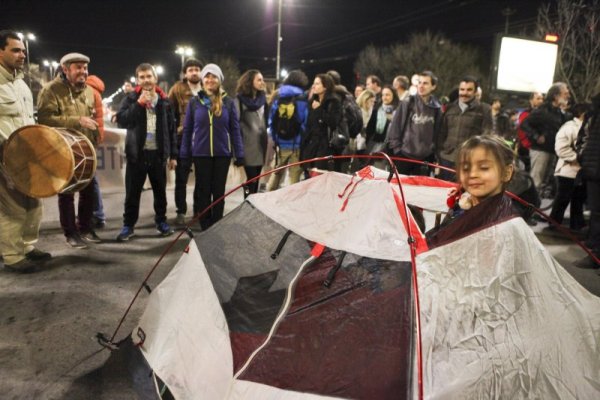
[126,168,600,399]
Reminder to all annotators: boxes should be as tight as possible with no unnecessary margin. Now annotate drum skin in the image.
[2,124,96,198]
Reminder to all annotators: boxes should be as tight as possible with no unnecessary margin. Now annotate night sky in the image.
[5,0,543,95]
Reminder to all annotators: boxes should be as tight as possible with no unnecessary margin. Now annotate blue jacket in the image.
[268,84,308,150]
[180,92,244,159]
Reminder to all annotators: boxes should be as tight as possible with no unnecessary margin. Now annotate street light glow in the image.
[155,65,164,75]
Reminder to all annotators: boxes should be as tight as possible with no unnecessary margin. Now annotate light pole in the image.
[43,59,59,80]
[275,0,283,80]
[175,46,194,69]
[17,32,35,85]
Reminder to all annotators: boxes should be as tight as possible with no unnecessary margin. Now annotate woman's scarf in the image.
[375,104,394,134]
[238,92,267,111]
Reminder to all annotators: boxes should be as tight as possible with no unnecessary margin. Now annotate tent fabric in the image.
[248,171,427,262]
[418,217,600,399]
[134,199,416,399]
[131,171,600,399]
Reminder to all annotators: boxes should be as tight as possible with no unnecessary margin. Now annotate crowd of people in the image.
[1,29,599,274]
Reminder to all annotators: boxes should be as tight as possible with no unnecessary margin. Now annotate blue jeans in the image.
[92,176,105,222]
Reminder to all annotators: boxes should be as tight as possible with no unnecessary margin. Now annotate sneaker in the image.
[117,226,135,242]
[66,234,88,249]
[156,222,174,237]
[92,216,106,229]
[81,230,102,243]
[4,258,40,273]
[26,248,52,261]
[175,213,186,225]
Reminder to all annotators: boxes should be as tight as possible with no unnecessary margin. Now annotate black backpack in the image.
[272,95,302,141]
[342,93,363,139]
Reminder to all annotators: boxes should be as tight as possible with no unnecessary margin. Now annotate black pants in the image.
[586,180,600,254]
[175,155,192,215]
[193,157,230,230]
[394,153,434,176]
[243,165,262,198]
[549,176,586,229]
[123,151,167,228]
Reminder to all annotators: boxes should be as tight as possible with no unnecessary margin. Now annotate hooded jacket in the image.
[37,75,98,144]
[388,94,442,159]
[268,84,308,151]
[0,64,34,144]
[180,91,244,160]
[554,118,582,179]
[116,86,177,163]
[85,75,105,140]
[521,102,569,154]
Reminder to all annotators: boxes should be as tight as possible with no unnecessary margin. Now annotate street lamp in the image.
[175,46,194,69]
[155,65,164,76]
[275,0,283,81]
[17,32,35,85]
[43,59,59,80]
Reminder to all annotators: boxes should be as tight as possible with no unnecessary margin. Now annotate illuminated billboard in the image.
[496,37,558,93]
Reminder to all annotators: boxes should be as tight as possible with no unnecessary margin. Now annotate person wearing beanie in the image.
[180,63,244,230]
[168,58,203,225]
[37,51,101,248]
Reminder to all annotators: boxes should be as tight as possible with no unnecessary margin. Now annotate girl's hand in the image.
[311,100,321,109]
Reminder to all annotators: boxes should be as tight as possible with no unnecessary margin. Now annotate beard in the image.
[188,76,200,84]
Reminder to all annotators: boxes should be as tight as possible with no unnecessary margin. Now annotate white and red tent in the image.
[130,168,600,399]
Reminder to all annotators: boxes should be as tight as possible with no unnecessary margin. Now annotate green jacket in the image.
[37,76,98,144]
[0,64,34,144]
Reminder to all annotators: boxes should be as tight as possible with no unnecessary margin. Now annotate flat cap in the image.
[60,52,90,65]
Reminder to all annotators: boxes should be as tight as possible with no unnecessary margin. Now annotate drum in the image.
[2,124,96,198]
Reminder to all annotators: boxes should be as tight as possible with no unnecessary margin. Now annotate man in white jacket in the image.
[0,30,50,272]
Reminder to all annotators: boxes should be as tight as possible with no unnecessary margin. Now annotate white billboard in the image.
[496,37,558,93]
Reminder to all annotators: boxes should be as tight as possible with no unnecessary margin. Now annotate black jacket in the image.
[117,87,177,163]
[301,93,343,161]
[520,103,570,154]
[577,94,600,182]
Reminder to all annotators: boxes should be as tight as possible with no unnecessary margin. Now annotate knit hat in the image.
[200,63,224,83]
[60,52,90,65]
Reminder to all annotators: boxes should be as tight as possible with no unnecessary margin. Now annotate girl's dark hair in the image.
[236,69,262,97]
[382,84,399,107]
[316,73,335,94]
[456,135,515,187]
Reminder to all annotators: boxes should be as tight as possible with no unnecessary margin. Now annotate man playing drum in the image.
[0,30,51,272]
[37,52,101,248]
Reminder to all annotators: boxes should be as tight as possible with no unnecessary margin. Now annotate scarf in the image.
[238,92,267,111]
[375,104,394,135]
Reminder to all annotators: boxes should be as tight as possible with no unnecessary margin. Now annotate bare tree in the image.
[536,0,600,102]
[208,54,241,96]
[354,31,484,98]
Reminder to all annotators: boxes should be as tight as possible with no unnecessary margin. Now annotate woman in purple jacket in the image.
[180,64,244,230]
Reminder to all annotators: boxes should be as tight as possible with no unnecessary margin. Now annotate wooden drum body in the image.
[2,124,96,198]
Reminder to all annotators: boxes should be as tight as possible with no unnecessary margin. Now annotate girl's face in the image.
[459,146,512,205]
[381,88,394,105]
[202,73,220,94]
[252,73,265,92]
[366,97,375,110]
[312,77,325,96]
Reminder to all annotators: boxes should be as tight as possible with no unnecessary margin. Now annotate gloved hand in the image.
[233,157,245,167]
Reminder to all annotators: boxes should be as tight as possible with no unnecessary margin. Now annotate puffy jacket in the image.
[554,118,582,179]
[180,91,244,160]
[86,75,105,141]
[268,84,308,150]
[37,75,98,144]
[437,100,492,162]
[520,103,569,154]
[116,86,177,163]
[0,64,34,144]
